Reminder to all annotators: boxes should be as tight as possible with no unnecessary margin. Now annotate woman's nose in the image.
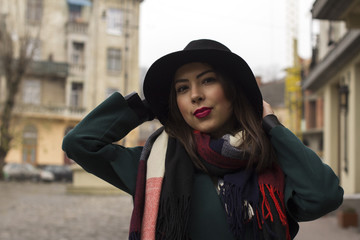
[191,88,204,104]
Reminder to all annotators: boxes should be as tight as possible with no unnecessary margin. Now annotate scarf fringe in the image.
[259,184,291,240]
[156,195,191,240]
[220,181,291,239]
[260,184,286,224]
[219,181,249,238]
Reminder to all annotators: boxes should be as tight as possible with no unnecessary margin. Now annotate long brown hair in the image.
[164,67,276,172]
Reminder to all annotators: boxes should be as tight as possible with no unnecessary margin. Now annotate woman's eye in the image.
[203,77,216,84]
[176,85,188,93]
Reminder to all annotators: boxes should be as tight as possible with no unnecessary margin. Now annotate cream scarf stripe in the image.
[141,130,168,240]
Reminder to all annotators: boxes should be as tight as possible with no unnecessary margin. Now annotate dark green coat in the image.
[62,92,343,239]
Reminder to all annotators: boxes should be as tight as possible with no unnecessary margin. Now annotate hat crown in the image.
[183,39,231,52]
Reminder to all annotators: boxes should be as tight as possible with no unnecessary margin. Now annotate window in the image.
[23,79,41,105]
[0,77,3,101]
[107,8,123,35]
[26,0,43,23]
[71,42,85,64]
[308,100,316,129]
[68,4,82,22]
[22,125,37,165]
[70,82,83,107]
[27,38,42,60]
[107,48,121,72]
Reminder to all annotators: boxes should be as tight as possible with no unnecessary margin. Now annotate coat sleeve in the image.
[268,125,344,222]
[62,92,149,196]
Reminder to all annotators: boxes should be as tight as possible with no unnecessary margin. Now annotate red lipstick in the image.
[194,107,212,118]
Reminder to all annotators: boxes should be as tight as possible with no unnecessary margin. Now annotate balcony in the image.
[303,30,360,91]
[0,60,68,78]
[28,61,69,78]
[66,21,88,35]
[11,103,86,120]
[69,63,85,76]
[312,0,360,28]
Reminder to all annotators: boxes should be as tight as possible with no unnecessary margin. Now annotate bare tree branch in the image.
[0,8,42,175]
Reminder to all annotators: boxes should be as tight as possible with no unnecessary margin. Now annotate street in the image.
[0,182,132,240]
[0,182,359,240]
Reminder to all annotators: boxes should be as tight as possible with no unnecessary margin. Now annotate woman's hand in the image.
[262,100,274,118]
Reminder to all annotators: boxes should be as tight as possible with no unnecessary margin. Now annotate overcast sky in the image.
[138,0,315,81]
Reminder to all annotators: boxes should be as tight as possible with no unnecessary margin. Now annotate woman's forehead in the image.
[174,62,214,79]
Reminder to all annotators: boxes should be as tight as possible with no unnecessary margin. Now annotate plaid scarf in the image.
[129,128,291,240]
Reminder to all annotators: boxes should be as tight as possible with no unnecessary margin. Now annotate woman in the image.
[62,39,343,240]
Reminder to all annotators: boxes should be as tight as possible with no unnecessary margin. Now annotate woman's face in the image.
[173,62,234,138]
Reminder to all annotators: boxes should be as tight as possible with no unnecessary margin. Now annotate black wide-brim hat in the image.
[143,39,263,125]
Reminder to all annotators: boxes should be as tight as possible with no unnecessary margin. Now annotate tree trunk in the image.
[0,10,37,177]
[0,73,17,177]
[0,148,7,180]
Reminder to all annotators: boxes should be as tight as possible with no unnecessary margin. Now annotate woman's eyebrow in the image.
[174,69,214,85]
[174,79,188,85]
[196,70,214,79]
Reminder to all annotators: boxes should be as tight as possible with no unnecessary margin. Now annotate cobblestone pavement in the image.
[296,214,359,240]
[0,181,133,240]
[0,181,359,240]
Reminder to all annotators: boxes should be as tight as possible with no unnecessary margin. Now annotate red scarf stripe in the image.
[266,184,288,226]
[260,184,274,222]
[256,209,263,229]
[194,131,248,169]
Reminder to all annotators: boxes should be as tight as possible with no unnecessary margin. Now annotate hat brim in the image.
[143,49,263,124]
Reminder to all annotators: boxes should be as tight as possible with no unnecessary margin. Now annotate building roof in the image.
[259,79,285,108]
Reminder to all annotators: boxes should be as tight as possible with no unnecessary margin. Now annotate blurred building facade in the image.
[0,0,143,166]
[301,57,325,158]
[258,77,290,128]
[303,0,360,194]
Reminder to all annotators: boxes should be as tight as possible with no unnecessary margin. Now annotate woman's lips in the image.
[194,107,212,118]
